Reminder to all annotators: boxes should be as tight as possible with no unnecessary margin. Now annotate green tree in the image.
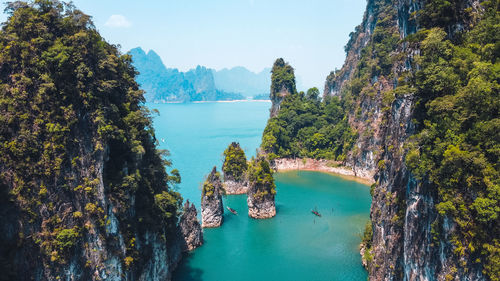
[222,142,248,182]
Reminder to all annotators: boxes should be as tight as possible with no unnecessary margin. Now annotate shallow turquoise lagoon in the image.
[148,102,370,281]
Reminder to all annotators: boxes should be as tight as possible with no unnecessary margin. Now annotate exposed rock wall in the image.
[322,0,485,280]
[270,58,296,117]
[223,180,249,195]
[247,195,276,219]
[179,200,203,251]
[201,167,224,228]
[0,3,203,280]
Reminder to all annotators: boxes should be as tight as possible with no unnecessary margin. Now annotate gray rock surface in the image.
[179,200,203,251]
[201,167,224,228]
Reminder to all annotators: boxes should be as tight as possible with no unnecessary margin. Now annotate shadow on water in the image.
[172,253,204,281]
[222,211,237,223]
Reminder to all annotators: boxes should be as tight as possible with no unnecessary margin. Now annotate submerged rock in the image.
[201,167,224,227]
[222,142,249,194]
[179,200,203,251]
[247,156,276,219]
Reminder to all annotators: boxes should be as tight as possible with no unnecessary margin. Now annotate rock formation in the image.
[178,200,203,251]
[321,0,495,280]
[269,58,296,117]
[201,167,224,227]
[0,3,202,280]
[247,156,276,219]
[222,142,249,194]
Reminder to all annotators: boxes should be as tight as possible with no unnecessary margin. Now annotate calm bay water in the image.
[148,101,370,281]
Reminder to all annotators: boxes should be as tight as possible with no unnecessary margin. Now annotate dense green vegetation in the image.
[0,0,182,274]
[405,1,499,278]
[361,221,373,269]
[262,0,498,279]
[262,59,355,161]
[270,58,296,100]
[247,156,276,199]
[222,142,248,181]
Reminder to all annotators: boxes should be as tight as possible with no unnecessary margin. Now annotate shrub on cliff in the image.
[270,58,296,100]
[247,156,276,200]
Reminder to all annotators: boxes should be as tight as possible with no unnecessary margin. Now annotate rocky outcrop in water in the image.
[179,200,203,251]
[201,167,224,227]
[247,156,276,219]
[222,142,249,194]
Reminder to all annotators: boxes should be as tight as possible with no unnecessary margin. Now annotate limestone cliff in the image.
[269,58,297,117]
[201,167,224,228]
[247,156,277,219]
[179,200,204,251]
[0,2,201,280]
[322,0,493,280]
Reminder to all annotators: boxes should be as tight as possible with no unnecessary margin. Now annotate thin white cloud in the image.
[105,15,132,28]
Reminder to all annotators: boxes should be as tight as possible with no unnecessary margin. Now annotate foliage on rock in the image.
[405,1,500,278]
[222,142,248,182]
[247,156,276,200]
[0,1,182,279]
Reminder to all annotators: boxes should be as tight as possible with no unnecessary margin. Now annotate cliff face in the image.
[201,167,224,228]
[179,200,204,251]
[323,0,491,280]
[0,3,201,280]
[269,58,297,117]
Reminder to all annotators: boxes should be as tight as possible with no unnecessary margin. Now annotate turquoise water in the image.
[148,102,370,281]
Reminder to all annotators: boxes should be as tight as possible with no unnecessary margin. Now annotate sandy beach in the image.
[273,158,375,185]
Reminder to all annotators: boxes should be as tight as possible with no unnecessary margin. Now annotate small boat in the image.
[312,209,321,217]
[227,206,238,215]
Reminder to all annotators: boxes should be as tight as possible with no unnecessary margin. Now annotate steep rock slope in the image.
[201,167,224,228]
[323,0,498,280]
[269,58,297,117]
[179,200,203,251]
[0,2,201,280]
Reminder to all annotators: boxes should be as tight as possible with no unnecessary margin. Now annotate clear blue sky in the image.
[0,0,366,90]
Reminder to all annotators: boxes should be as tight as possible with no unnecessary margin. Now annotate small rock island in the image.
[201,167,224,227]
[179,200,204,251]
[222,142,249,194]
[247,156,277,219]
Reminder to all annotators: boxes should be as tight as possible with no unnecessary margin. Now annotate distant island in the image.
[212,66,271,97]
[252,93,271,100]
[129,47,271,103]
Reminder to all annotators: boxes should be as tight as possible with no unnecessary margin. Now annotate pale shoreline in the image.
[274,158,375,185]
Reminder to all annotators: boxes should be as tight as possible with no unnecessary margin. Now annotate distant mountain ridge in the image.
[212,66,271,97]
[129,47,245,102]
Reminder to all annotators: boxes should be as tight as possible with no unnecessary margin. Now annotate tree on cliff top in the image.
[222,142,248,182]
[247,156,276,200]
[270,58,296,100]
